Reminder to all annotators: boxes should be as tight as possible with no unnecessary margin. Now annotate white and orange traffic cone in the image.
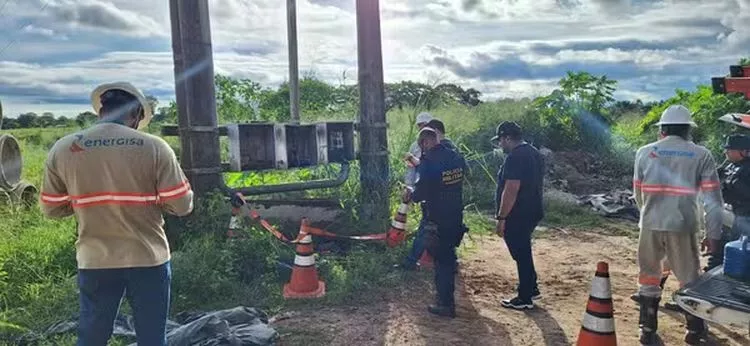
[283,218,326,299]
[386,202,409,247]
[577,261,617,346]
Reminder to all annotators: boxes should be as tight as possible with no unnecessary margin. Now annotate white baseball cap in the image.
[91,82,153,130]
[415,112,434,125]
[655,105,696,127]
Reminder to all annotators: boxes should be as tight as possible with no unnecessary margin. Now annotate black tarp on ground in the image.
[17,306,278,346]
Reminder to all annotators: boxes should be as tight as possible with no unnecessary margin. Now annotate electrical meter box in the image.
[285,124,319,168]
[227,123,287,171]
[316,121,355,163]
[226,121,356,172]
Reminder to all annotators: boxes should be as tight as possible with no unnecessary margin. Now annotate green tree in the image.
[38,112,56,128]
[639,85,750,154]
[75,111,98,128]
[529,71,618,152]
[16,112,39,128]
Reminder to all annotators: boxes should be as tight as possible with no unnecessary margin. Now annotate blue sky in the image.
[0,0,748,117]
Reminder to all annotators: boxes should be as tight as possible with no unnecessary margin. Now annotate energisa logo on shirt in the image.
[69,134,144,152]
[648,146,696,159]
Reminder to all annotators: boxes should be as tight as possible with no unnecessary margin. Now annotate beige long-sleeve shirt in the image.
[633,136,723,239]
[40,123,193,269]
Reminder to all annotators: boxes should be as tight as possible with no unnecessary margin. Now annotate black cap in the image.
[491,121,522,142]
[724,134,750,150]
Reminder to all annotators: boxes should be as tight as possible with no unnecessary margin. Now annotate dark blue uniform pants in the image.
[77,261,171,346]
[426,224,460,307]
[433,242,458,307]
[504,218,539,302]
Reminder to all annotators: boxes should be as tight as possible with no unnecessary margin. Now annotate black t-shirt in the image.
[496,143,544,222]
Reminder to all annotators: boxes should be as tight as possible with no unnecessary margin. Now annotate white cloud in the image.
[0,0,748,116]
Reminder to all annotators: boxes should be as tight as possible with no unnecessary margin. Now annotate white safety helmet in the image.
[655,105,696,127]
[90,82,153,130]
[415,112,434,126]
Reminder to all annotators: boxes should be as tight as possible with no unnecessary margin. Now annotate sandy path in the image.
[275,232,750,345]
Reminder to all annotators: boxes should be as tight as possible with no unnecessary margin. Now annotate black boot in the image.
[639,296,660,345]
[632,276,668,304]
[684,313,708,345]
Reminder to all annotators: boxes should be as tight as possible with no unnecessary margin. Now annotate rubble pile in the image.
[540,147,638,222]
[576,190,639,222]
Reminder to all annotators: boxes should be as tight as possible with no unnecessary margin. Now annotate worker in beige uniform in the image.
[633,105,723,345]
[40,82,194,346]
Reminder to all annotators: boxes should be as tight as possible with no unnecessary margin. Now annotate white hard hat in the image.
[415,112,434,125]
[91,82,153,130]
[655,105,696,127]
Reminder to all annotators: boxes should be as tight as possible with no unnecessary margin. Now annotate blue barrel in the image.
[724,236,750,281]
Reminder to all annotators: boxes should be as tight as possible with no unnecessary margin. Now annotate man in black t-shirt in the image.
[492,121,544,310]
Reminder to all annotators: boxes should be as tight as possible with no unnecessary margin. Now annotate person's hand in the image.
[495,219,505,237]
[404,153,420,167]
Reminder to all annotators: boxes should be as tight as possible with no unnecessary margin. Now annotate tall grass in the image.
[0,101,609,342]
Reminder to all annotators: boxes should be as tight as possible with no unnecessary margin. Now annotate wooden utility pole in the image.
[356,0,390,227]
[287,0,300,123]
[169,0,223,195]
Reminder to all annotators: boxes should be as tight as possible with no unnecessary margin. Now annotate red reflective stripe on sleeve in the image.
[41,193,70,203]
[159,187,192,202]
[159,181,189,194]
[700,180,720,191]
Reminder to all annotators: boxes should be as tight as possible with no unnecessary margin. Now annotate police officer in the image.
[715,134,750,262]
[403,127,466,318]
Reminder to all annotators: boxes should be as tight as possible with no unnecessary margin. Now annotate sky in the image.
[0,0,748,117]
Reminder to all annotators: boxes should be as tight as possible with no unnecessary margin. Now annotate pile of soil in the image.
[543,149,630,195]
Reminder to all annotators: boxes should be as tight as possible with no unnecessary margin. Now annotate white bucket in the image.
[0,134,22,190]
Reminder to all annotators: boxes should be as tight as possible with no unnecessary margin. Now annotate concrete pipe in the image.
[11,181,37,207]
[0,189,11,205]
[0,134,22,190]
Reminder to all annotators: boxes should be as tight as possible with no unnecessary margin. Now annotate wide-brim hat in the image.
[91,82,153,130]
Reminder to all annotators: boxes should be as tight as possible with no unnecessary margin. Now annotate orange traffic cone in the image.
[577,261,617,346]
[418,250,434,270]
[386,202,409,247]
[283,218,326,299]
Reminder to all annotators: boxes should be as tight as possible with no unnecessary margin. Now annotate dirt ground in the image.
[274,231,750,345]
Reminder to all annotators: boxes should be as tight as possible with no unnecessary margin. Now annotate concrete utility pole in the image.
[356,0,390,227]
[287,0,300,123]
[169,0,223,195]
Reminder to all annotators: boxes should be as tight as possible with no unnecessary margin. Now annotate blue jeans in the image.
[405,218,428,265]
[77,261,172,346]
[504,219,539,302]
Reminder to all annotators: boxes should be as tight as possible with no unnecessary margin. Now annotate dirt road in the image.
[275,231,750,345]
